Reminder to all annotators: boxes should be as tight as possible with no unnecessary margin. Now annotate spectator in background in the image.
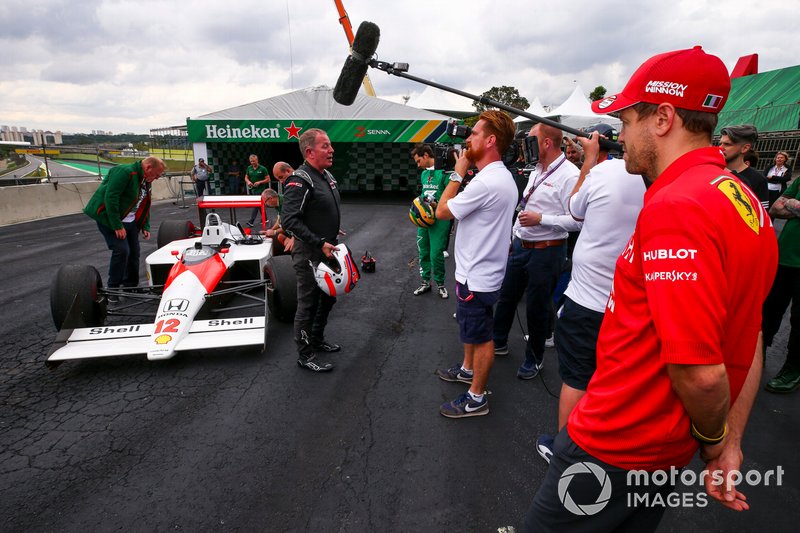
[765,151,793,208]
[563,136,583,166]
[261,188,295,253]
[244,154,270,227]
[263,163,296,254]
[272,161,294,197]
[226,159,242,195]
[191,157,213,197]
[743,150,759,169]
[762,179,800,393]
[719,124,769,210]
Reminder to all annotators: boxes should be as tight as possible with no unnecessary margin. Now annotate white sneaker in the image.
[413,282,431,295]
[438,286,448,299]
[443,251,449,258]
[545,335,555,348]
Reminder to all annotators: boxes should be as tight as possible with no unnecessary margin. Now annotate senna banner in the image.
[186,119,451,144]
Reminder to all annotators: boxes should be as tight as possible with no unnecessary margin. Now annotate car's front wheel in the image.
[264,255,297,322]
[50,264,107,330]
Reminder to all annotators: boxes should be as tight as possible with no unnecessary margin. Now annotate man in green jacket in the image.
[84,156,166,294]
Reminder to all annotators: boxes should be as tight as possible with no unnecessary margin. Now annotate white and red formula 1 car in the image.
[47,195,297,367]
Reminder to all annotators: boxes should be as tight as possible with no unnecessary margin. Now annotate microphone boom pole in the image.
[367,60,622,152]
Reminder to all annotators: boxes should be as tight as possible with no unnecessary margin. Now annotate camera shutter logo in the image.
[558,461,612,516]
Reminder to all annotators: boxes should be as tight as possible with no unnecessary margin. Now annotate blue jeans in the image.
[493,237,566,365]
[228,175,240,195]
[96,220,141,288]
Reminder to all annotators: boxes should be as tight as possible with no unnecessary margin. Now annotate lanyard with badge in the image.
[516,157,566,213]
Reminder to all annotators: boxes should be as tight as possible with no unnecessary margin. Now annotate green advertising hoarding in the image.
[186,119,451,144]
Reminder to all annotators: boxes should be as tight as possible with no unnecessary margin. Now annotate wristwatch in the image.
[449,173,464,184]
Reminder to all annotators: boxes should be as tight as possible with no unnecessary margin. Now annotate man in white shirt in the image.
[191,158,213,197]
[433,110,519,418]
[493,123,581,380]
[535,127,646,463]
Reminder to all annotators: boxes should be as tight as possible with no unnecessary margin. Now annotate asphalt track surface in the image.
[1,199,797,532]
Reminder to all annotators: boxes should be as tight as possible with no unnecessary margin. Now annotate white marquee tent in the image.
[546,85,621,131]
[513,97,550,124]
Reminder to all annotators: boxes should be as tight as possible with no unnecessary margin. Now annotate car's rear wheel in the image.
[157,219,195,248]
[265,255,297,322]
[50,264,107,330]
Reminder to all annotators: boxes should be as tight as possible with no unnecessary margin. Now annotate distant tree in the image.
[589,85,607,102]
[473,85,530,114]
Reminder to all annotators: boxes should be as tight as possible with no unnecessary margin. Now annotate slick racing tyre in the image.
[157,219,195,248]
[50,264,107,330]
[265,255,297,322]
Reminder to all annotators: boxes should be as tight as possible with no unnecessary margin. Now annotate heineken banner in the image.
[186,119,451,144]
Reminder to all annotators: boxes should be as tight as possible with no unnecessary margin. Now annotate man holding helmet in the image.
[282,128,345,372]
[410,144,450,299]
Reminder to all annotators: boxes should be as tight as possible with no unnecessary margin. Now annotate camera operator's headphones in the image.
[312,244,360,297]
[409,196,436,228]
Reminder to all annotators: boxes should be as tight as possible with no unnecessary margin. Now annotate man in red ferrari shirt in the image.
[524,47,778,532]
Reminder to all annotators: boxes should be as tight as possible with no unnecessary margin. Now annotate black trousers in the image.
[763,264,800,369]
[291,240,336,357]
[524,428,673,533]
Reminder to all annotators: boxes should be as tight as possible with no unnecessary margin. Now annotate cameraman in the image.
[492,123,581,380]
[433,110,519,418]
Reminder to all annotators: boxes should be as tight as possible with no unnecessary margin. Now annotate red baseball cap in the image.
[592,46,731,114]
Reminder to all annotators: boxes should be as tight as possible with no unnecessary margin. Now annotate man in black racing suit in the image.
[281,128,343,372]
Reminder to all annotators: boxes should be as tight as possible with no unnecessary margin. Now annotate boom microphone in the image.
[333,21,380,106]
[332,22,622,152]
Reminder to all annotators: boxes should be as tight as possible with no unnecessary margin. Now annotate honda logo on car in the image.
[165,299,189,312]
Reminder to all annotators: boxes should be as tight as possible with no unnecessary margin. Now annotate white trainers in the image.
[413,282,431,295]
[438,286,449,299]
[545,335,555,348]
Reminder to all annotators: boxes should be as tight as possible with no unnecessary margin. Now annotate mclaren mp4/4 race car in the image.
[47,195,298,367]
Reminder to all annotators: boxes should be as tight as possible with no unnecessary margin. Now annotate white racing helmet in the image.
[313,243,360,297]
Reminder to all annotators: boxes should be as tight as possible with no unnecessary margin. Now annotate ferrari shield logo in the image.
[716,178,759,235]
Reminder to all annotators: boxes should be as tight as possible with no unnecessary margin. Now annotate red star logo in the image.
[284,121,302,139]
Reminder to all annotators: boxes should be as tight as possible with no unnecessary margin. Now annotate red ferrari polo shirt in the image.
[568,147,778,471]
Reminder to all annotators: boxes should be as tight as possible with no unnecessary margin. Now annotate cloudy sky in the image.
[1,0,795,134]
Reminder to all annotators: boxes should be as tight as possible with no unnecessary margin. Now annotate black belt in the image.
[519,238,565,249]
